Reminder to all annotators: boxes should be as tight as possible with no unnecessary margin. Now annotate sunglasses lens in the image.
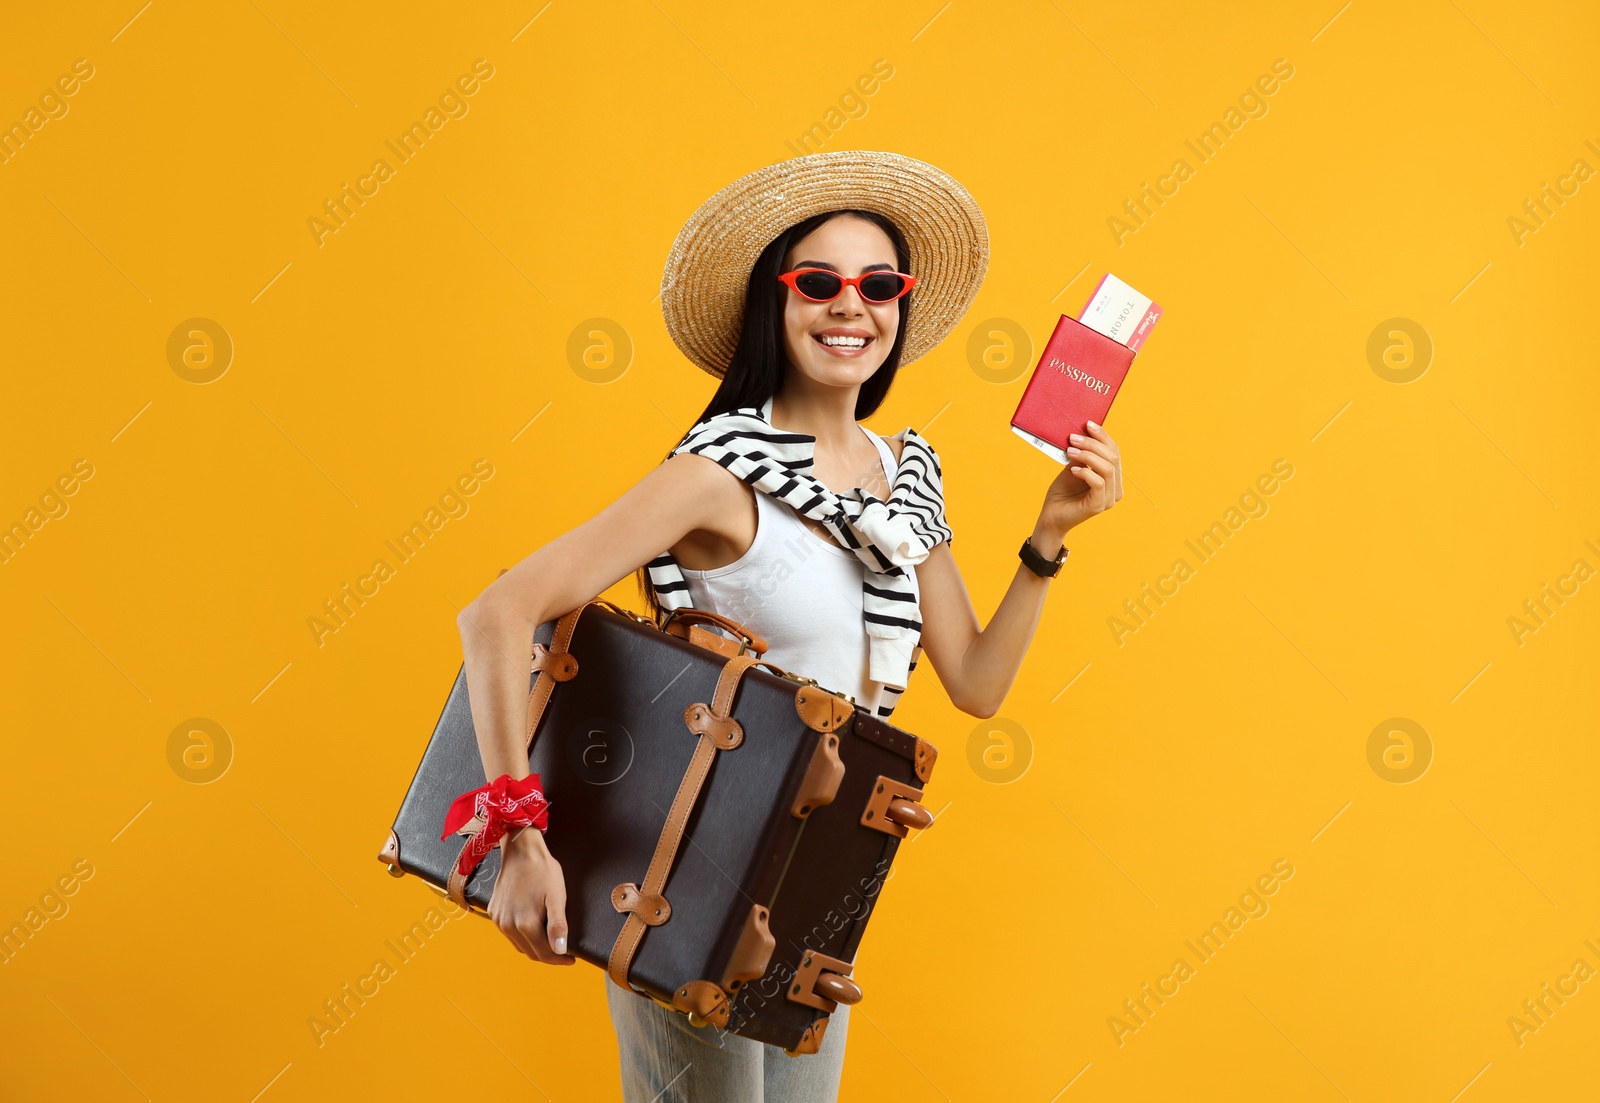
[793,271,843,300]
[859,273,909,302]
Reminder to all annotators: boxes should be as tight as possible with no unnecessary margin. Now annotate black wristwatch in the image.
[1019,535,1068,578]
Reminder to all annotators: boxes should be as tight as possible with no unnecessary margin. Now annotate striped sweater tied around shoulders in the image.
[644,401,953,719]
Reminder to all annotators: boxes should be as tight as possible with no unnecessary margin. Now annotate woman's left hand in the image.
[1040,420,1124,536]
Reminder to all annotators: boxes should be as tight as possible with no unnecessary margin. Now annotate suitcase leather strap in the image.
[607,651,780,994]
[446,603,587,907]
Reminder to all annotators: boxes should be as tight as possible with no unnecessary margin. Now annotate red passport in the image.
[1011,273,1160,462]
[1010,313,1137,464]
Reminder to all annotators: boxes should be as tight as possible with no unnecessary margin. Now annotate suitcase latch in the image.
[861,775,934,838]
[786,950,862,1012]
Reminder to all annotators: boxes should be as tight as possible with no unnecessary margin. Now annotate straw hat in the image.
[660,149,990,379]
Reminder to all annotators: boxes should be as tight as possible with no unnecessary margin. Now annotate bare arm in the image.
[456,450,745,781]
[451,451,746,963]
[916,422,1124,718]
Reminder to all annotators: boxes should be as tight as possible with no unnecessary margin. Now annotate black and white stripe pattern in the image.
[645,400,952,719]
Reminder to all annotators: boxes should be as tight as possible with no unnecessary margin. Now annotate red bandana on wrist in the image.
[440,773,552,880]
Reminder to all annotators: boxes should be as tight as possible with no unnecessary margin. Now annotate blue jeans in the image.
[605,974,851,1102]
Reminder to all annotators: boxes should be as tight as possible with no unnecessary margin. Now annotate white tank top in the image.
[679,425,917,715]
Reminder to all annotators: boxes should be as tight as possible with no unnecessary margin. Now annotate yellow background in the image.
[2,1,1596,1099]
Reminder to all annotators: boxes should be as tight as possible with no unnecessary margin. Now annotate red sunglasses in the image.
[777,268,917,304]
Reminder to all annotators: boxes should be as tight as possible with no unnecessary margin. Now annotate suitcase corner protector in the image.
[377,828,405,876]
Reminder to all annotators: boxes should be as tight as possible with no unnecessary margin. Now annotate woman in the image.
[455,150,1124,1102]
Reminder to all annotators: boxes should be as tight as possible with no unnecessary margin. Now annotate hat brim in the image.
[661,149,990,379]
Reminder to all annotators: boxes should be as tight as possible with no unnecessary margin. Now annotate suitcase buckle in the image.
[775,668,858,707]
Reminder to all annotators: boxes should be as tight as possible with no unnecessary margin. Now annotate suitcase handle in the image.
[492,567,765,659]
[661,608,769,657]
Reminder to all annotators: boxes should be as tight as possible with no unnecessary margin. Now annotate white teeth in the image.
[818,335,868,348]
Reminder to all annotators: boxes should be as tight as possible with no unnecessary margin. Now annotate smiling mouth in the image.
[813,334,875,354]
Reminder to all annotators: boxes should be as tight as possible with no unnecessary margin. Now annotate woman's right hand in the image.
[488,827,576,965]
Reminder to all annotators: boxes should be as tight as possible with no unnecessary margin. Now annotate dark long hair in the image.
[633,208,913,623]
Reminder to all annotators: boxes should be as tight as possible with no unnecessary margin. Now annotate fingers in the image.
[491,885,575,966]
[519,918,563,964]
[1066,436,1109,464]
[1075,421,1124,511]
[545,885,575,965]
[495,911,540,960]
[1069,464,1109,511]
[1083,419,1119,453]
[512,906,571,965]
[512,901,575,966]
[1068,465,1105,492]
[1070,426,1116,460]
[1066,445,1113,481]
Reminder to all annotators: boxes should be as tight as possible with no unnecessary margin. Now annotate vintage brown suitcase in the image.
[723,707,937,1054]
[378,598,857,1037]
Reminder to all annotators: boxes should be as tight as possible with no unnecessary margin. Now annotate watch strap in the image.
[1019,535,1068,578]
